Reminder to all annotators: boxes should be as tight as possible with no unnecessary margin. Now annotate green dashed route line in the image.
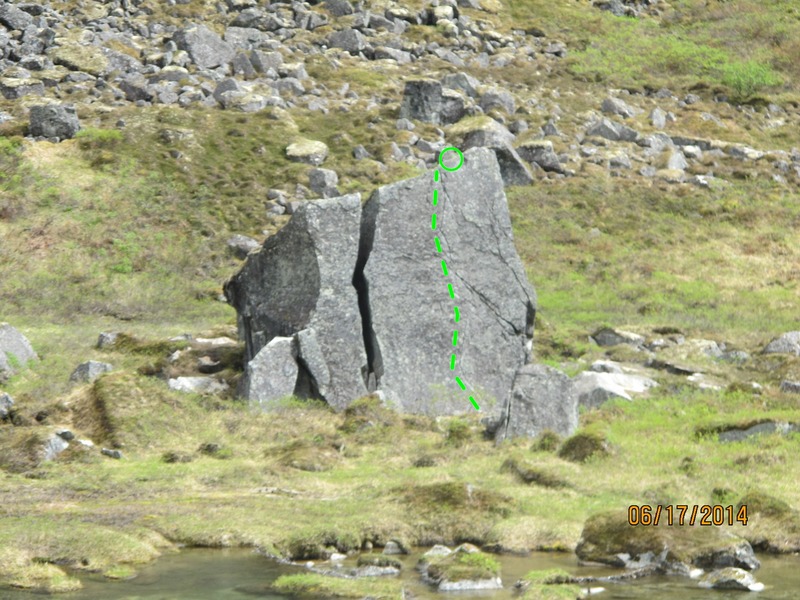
[432,147,480,412]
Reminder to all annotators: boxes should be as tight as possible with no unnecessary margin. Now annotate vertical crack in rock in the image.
[352,196,383,391]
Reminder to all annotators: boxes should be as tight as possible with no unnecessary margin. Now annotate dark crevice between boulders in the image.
[352,203,383,393]
[294,347,323,401]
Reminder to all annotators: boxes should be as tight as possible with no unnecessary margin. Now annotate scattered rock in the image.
[328,28,367,55]
[574,371,658,408]
[399,79,443,125]
[762,331,800,356]
[590,327,644,347]
[587,117,639,142]
[96,332,119,349]
[308,168,340,198]
[516,140,564,173]
[227,234,260,259]
[0,323,38,380]
[699,567,764,592]
[717,420,799,442]
[43,433,69,461]
[0,393,13,420]
[168,376,229,395]
[480,88,515,115]
[101,448,123,459]
[780,380,800,394]
[69,361,113,383]
[490,144,534,187]
[285,138,329,166]
[650,107,667,129]
[173,24,235,70]
[29,104,81,140]
[601,97,640,119]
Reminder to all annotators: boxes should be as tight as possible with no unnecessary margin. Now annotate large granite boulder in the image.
[0,323,38,380]
[495,364,577,441]
[225,194,367,410]
[225,149,552,425]
[356,147,535,416]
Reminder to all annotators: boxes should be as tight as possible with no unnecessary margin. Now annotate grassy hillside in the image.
[1,0,800,594]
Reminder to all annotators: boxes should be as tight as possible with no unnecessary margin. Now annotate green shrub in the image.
[721,60,782,101]
[557,431,609,463]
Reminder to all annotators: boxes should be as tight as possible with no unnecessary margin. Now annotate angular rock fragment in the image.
[574,371,658,409]
[29,104,81,139]
[285,138,329,165]
[239,336,298,407]
[516,140,564,173]
[763,331,800,356]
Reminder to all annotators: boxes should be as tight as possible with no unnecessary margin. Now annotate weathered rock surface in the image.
[0,323,38,380]
[495,364,577,441]
[29,104,80,140]
[357,147,535,416]
[225,194,367,410]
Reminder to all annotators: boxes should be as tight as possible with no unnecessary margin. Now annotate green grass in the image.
[272,572,404,599]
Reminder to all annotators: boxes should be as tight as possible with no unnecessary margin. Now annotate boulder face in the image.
[224,194,367,410]
[356,147,535,416]
[226,148,541,422]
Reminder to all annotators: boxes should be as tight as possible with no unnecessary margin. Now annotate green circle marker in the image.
[431,147,479,411]
[439,147,464,172]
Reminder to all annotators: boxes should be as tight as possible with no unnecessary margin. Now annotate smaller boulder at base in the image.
[495,364,578,441]
[239,337,298,408]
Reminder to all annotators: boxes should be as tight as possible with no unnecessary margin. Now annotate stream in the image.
[1,548,799,599]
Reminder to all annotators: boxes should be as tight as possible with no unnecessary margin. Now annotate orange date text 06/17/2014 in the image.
[627,504,748,527]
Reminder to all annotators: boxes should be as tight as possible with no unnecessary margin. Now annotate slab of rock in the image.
[173,24,235,70]
[356,147,535,416]
[0,4,34,30]
[285,138,329,165]
[168,376,229,395]
[29,104,80,140]
[480,88,515,115]
[225,195,367,410]
[763,331,800,355]
[0,323,38,380]
[495,364,578,440]
[718,420,799,442]
[69,361,113,383]
[574,371,658,408]
[0,393,13,420]
[699,568,764,592]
